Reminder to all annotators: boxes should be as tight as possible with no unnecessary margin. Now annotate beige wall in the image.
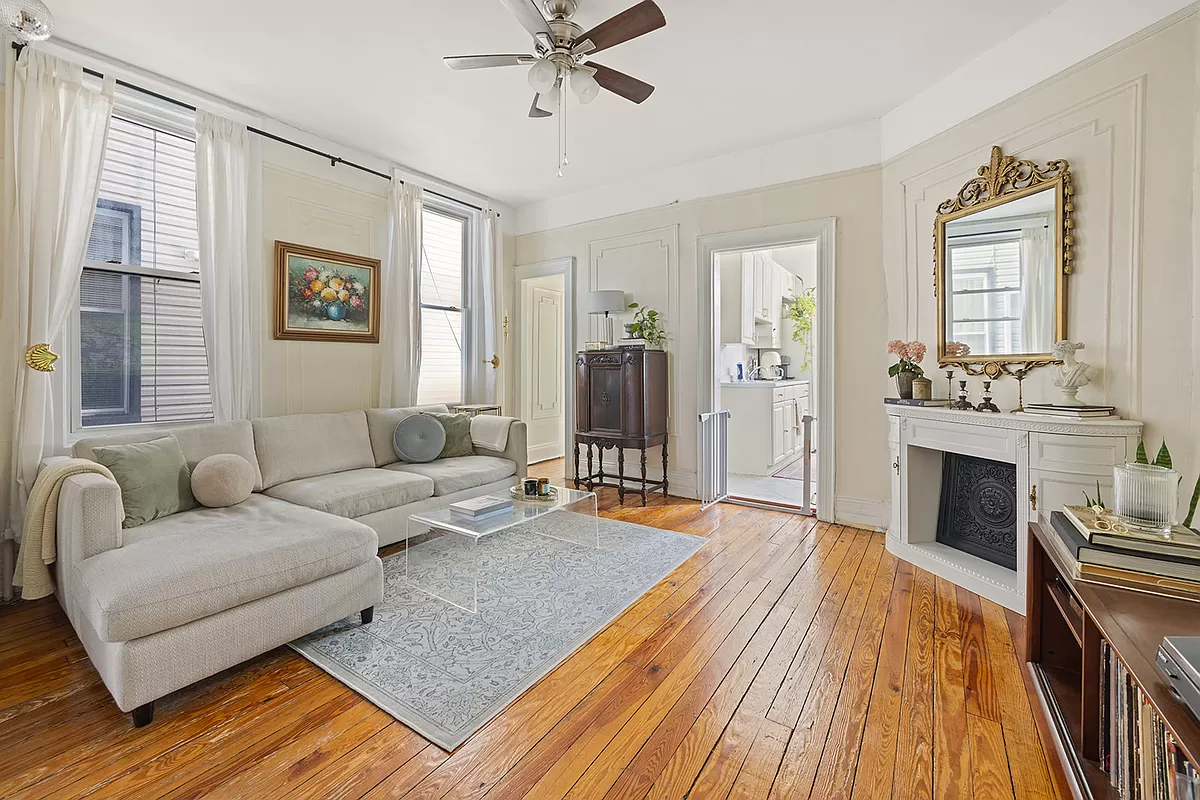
[882,10,1200,512]
[257,141,390,417]
[512,166,889,509]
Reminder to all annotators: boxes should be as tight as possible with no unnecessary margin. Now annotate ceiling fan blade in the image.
[444,54,535,70]
[498,0,552,38]
[589,62,655,103]
[573,0,665,55]
[529,94,553,118]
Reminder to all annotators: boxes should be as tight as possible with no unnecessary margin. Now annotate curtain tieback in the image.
[24,344,59,372]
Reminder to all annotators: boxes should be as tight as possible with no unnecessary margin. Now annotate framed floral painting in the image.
[273,241,381,343]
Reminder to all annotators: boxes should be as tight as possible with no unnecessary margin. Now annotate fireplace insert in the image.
[935,452,1018,571]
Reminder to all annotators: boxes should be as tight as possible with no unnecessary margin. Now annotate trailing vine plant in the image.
[783,286,817,373]
[627,302,666,347]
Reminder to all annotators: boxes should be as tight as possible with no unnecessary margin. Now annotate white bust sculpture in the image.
[1051,340,1098,405]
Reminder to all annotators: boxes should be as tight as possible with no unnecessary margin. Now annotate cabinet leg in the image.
[662,441,669,498]
[586,444,595,492]
[617,448,626,504]
[573,441,580,490]
[640,447,648,507]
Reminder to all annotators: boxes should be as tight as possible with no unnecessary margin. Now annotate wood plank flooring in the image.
[0,479,1066,799]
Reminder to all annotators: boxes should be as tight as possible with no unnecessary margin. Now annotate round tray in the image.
[511,485,558,503]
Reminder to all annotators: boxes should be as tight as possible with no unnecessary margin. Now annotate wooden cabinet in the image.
[574,349,668,505]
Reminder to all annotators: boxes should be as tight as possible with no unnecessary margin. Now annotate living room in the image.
[4,0,1200,798]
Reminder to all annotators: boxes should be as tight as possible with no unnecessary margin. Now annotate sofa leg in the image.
[360,606,374,625]
[131,701,154,728]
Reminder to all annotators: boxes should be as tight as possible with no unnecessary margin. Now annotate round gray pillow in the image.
[191,454,256,508]
[394,414,445,463]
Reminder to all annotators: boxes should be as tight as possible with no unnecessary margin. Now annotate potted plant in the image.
[783,288,817,373]
[627,302,666,348]
[887,339,927,399]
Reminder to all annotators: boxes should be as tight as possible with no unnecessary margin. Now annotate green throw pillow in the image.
[91,436,198,528]
[423,412,474,459]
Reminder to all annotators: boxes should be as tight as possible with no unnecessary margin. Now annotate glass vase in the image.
[1113,463,1179,534]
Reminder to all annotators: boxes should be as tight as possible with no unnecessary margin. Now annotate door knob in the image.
[893,458,900,475]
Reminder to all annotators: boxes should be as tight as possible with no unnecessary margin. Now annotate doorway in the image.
[513,258,575,467]
[697,220,836,521]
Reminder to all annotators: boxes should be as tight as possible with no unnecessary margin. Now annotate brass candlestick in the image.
[1011,368,1027,413]
[945,369,955,401]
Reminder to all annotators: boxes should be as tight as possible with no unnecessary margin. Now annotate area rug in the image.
[289,513,706,750]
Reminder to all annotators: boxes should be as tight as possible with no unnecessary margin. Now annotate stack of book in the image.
[449,495,513,519]
[1046,506,1200,601]
[883,398,951,407]
[1101,639,1200,798]
[1024,402,1116,419]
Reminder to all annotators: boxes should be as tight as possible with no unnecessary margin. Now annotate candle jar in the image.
[1113,463,1179,535]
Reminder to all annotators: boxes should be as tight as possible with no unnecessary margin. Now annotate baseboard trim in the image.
[834,496,890,531]
[527,443,565,465]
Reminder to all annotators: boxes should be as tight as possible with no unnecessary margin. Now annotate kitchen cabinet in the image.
[720,254,791,350]
[719,256,756,345]
[722,380,810,475]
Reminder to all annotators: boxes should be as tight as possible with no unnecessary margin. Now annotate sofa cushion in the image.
[386,456,517,497]
[91,437,198,528]
[263,468,434,518]
[425,412,474,459]
[253,411,374,488]
[365,405,449,466]
[191,454,256,508]
[75,419,264,492]
[393,414,445,463]
[74,495,378,642]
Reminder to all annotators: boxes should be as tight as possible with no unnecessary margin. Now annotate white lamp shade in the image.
[586,290,626,314]
[572,70,600,105]
[527,59,558,93]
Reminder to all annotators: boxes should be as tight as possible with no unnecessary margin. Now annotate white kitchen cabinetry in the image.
[884,405,1141,613]
[719,256,757,345]
[723,381,810,475]
[720,254,790,349]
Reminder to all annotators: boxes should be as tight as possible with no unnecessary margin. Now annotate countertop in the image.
[720,379,809,389]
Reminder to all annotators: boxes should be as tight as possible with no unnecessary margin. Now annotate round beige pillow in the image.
[191,454,256,508]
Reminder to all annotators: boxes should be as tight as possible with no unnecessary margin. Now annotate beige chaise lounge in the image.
[52,405,527,726]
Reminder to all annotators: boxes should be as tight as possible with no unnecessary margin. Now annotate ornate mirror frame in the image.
[934,146,1075,378]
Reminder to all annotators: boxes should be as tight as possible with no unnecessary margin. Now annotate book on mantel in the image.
[1023,403,1115,419]
[882,398,950,407]
[1047,511,1200,600]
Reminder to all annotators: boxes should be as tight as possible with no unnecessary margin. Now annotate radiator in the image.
[698,410,732,508]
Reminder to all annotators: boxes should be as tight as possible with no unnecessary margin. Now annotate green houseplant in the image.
[1133,439,1200,528]
[626,302,666,348]
[784,288,817,373]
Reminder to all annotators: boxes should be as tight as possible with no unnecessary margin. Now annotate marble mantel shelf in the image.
[884,404,1143,437]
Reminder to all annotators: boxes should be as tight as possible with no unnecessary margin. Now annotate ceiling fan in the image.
[445,0,666,174]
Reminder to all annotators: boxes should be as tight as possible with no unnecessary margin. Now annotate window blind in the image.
[417,208,467,405]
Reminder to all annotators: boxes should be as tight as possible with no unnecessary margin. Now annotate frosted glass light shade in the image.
[1113,462,1179,534]
[586,290,625,314]
[572,70,600,104]
[527,59,558,93]
[1,0,53,42]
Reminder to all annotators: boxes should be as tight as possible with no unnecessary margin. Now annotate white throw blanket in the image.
[13,458,115,600]
[470,415,512,453]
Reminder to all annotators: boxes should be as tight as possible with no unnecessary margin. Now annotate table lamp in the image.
[587,290,626,346]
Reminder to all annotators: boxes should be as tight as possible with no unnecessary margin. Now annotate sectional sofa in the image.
[51,405,527,725]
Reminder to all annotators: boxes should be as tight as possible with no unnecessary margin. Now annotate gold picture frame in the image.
[273,241,381,343]
[934,146,1075,378]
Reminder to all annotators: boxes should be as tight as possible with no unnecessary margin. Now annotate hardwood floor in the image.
[0,488,1067,799]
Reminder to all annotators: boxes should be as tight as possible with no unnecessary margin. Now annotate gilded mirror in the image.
[934,146,1074,378]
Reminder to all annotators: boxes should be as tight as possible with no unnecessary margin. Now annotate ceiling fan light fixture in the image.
[538,84,561,112]
[527,58,558,93]
[571,69,600,104]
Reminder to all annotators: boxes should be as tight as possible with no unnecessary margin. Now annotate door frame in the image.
[512,257,575,468]
[696,218,836,521]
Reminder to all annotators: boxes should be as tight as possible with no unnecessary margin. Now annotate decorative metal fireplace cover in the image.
[935,452,1018,571]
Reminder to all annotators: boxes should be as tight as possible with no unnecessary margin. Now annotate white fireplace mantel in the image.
[885,405,1142,612]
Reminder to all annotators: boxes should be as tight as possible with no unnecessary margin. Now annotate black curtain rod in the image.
[9,43,491,214]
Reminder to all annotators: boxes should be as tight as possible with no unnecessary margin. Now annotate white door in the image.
[518,274,565,464]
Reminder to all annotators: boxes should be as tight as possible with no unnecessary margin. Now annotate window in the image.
[76,113,212,429]
[416,205,471,405]
[946,233,1023,356]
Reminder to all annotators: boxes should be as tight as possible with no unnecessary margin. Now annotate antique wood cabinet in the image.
[574,349,668,505]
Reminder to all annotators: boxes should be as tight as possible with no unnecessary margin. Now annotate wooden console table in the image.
[1026,521,1200,799]
[574,348,668,506]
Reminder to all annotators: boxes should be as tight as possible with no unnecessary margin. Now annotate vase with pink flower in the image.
[887,340,927,399]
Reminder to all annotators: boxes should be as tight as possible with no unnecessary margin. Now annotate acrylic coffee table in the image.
[405,486,599,613]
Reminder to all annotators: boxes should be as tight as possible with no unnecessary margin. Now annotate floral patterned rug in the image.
[289,513,706,750]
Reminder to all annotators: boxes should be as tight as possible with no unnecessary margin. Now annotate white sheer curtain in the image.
[467,208,502,404]
[379,176,424,407]
[1019,225,1054,354]
[3,50,114,553]
[196,110,258,421]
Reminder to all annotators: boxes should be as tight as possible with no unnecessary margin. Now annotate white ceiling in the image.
[51,0,1070,207]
